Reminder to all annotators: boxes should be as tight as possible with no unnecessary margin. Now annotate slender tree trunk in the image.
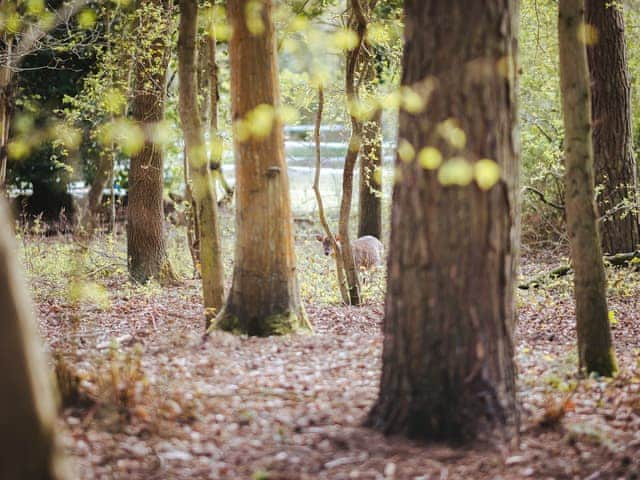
[178,0,225,322]
[213,0,311,336]
[0,43,14,187]
[367,0,520,442]
[0,198,68,479]
[313,87,350,304]
[586,0,638,254]
[206,22,234,204]
[559,0,617,376]
[127,0,175,283]
[81,147,113,233]
[358,45,383,240]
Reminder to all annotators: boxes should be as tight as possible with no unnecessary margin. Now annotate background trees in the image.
[367,0,520,441]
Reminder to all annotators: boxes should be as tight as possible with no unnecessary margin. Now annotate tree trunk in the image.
[358,108,383,239]
[213,0,311,336]
[559,0,617,376]
[178,0,225,322]
[367,0,520,442]
[0,198,68,479]
[0,42,14,188]
[127,0,175,283]
[313,87,350,304]
[81,147,113,233]
[206,21,235,204]
[586,0,638,254]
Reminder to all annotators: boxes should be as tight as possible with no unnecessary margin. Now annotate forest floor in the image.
[26,228,640,480]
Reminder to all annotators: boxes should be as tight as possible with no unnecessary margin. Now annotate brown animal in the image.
[315,234,384,271]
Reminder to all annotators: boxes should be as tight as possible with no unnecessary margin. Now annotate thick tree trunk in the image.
[358,108,383,239]
[586,0,638,254]
[178,0,225,321]
[367,0,520,442]
[0,198,68,479]
[213,0,311,336]
[127,0,174,283]
[559,0,617,376]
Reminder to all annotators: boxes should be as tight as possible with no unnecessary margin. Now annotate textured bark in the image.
[559,0,617,376]
[127,0,174,283]
[213,0,311,336]
[358,108,383,239]
[178,0,225,321]
[586,0,638,254]
[0,198,68,479]
[367,0,520,442]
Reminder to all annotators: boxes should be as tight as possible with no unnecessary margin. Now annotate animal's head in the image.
[315,233,340,256]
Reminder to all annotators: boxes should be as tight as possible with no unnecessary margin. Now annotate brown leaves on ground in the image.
[35,247,640,480]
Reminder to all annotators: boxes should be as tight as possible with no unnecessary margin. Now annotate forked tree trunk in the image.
[0,199,68,479]
[585,0,639,254]
[81,148,113,233]
[127,0,175,283]
[178,0,225,322]
[367,0,520,442]
[558,0,617,376]
[213,0,311,336]
[358,108,383,239]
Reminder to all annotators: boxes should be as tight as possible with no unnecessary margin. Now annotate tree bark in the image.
[559,0,617,376]
[127,0,175,283]
[0,198,68,479]
[178,0,225,321]
[367,0,520,442]
[213,0,311,336]
[586,0,638,254]
[358,108,383,239]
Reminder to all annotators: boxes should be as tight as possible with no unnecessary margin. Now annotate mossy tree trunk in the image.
[0,198,68,479]
[559,0,617,376]
[127,0,175,283]
[367,0,520,442]
[213,0,311,336]
[585,0,638,254]
[178,0,225,321]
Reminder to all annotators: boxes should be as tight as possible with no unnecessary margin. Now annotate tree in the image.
[212,0,311,336]
[0,199,68,479]
[367,0,519,442]
[127,0,175,283]
[558,0,617,375]
[0,0,91,187]
[358,108,382,239]
[178,0,225,320]
[585,0,638,254]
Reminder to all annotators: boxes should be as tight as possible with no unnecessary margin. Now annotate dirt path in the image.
[37,266,640,479]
